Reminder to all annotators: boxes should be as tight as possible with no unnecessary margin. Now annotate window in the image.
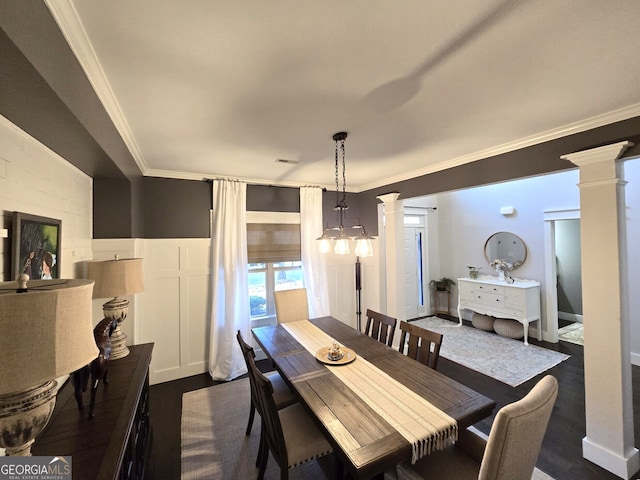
[246,219,302,320]
[249,261,303,318]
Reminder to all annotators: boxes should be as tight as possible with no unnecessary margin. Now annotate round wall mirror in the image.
[484,232,527,270]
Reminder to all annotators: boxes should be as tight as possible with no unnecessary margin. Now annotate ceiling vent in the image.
[275,158,301,164]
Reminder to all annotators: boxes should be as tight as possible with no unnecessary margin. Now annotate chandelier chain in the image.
[341,139,346,204]
[335,138,340,207]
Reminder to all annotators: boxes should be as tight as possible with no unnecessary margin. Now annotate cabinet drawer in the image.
[476,283,504,295]
[474,292,504,308]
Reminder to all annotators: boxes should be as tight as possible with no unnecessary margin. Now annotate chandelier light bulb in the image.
[318,238,332,253]
[334,238,350,255]
[355,238,373,257]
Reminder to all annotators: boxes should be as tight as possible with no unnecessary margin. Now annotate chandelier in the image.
[317,132,373,257]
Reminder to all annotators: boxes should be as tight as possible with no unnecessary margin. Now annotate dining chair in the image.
[364,309,397,347]
[387,375,559,480]
[274,288,309,323]
[236,331,297,436]
[397,320,443,370]
[245,342,334,480]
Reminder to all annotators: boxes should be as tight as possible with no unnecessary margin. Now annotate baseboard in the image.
[582,436,640,479]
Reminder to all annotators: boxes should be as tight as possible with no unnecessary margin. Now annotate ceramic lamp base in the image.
[0,381,58,456]
[102,297,130,359]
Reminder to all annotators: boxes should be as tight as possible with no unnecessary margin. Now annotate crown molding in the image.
[358,103,640,193]
[45,0,147,174]
[143,168,341,192]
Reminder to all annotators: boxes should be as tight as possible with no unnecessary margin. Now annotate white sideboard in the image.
[457,275,541,345]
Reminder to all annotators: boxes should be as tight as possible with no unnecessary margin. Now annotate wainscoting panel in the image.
[142,239,211,385]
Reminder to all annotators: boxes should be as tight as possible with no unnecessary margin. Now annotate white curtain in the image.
[209,179,250,381]
[300,186,330,318]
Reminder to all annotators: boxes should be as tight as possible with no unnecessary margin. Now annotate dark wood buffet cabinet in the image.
[32,343,154,480]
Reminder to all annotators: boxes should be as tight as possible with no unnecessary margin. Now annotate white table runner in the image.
[282,320,458,463]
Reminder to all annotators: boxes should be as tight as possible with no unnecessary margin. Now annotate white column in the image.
[562,141,639,479]
[377,193,406,321]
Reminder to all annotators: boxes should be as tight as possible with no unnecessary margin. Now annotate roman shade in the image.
[247,223,301,263]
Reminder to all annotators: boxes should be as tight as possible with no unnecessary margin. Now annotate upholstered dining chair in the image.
[364,309,398,347]
[274,288,309,323]
[386,375,559,480]
[397,321,443,370]
[245,342,334,480]
[236,331,297,437]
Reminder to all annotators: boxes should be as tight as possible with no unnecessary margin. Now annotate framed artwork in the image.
[12,212,62,281]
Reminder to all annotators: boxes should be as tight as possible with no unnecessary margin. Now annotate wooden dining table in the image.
[252,316,495,480]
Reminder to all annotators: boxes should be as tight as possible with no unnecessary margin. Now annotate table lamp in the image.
[0,276,98,456]
[86,255,144,360]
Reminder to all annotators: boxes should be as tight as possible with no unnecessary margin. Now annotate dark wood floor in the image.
[146,322,640,480]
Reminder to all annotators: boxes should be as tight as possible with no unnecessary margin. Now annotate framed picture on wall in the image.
[11,212,61,281]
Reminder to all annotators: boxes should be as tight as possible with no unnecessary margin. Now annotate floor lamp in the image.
[355,256,362,331]
[0,276,98,456]
[87,256,144,360]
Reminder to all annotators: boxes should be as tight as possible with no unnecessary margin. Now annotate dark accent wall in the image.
[247,185,299,212]
[94,179,134,238]
[322,192,371,234]
[142,178,212,238]
[93,178,144,238]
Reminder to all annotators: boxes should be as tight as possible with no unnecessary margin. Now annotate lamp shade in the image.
[0,279,99,395]
[87,257,144,299]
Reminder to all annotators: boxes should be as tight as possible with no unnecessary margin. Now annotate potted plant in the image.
[430,277,456,292]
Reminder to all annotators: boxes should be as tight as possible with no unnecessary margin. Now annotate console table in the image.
[457,276,541,345]
[32,343,154,480]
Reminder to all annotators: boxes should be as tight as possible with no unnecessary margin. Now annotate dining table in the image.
[252,316,496,480]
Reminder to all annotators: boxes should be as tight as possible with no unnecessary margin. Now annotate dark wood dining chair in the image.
[389,375,559,480]
[364,309,397,347]
[274,288,309,323]
[244,341,334,480]
[397,320,443,370]
[236,331,297,453]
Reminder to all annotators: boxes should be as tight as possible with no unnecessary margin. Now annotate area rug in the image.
[181,377,555,479]
[558,322,584,346]
[181,378,335,479]
[411,317,569,387]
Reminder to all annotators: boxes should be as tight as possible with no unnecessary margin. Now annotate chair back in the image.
[398,321,443,370]
[479,375,559,480]
[236,331,262,416]
[274,288,309,323]
[244,343,290,471]
[364,309,397,347]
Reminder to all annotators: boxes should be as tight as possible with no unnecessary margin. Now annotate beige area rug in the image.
[558,322,584,346]
[181,375,556,480]
[411,317,569,387]
[181,378,336,479]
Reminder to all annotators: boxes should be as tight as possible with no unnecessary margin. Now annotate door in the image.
[404,215,429,319]
[543,209,580,343]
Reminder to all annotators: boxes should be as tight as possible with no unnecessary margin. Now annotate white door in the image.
[404,216,429,319]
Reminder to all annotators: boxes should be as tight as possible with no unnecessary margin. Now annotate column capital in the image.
[376,192,401,204]
[561,141,633,167]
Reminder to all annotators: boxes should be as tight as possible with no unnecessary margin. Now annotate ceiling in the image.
[49,0,640,192]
